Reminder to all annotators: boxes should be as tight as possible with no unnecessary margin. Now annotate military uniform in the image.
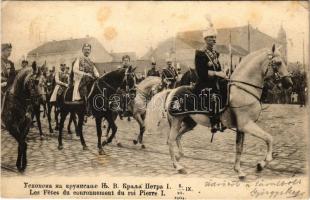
[147,68,160,77]
[1,55,15,93]
[162,66,178,89]
[50,69,69,102]
[72,56,99,101]
[194,48,222,93]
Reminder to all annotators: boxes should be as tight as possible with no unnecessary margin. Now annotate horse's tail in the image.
[145,89,172,134]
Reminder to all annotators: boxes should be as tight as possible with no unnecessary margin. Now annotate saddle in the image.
[168,84,228,116]
[63,86,84,105]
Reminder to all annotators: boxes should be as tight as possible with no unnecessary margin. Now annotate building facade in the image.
[27,37,113,69]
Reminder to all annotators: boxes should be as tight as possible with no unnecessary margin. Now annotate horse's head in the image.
[25,62,47,104]
[263,44,293,89]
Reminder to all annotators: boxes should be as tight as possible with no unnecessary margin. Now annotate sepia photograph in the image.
[1,1,309,199]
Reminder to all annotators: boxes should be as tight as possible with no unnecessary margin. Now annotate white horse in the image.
[108,76,163,148]
[145,45,293,179]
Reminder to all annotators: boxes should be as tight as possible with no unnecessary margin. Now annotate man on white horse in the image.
[72,43,99,115]
[50,63,69,103]
[194,26,228,133]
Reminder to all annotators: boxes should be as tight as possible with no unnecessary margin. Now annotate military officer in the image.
[1,43,15,93]
[147,59,160,77]
[194,26,227,133]
[72,43,99,116]
[121,55,131,69]
[72,43,99,102]
[161,57,178,89]
[50,63,69,103]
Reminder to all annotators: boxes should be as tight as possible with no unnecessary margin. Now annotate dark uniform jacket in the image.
[1,57,16,92]
[162,66,178,88]
[194,48,222,93]
[147,68,160,77]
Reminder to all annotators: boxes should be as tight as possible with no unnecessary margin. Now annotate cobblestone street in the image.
[1,104,308,181]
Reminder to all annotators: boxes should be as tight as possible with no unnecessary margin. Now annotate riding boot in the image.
[210,116,218,133]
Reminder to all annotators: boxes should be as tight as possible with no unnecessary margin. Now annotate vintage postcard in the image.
[1,1,309,199]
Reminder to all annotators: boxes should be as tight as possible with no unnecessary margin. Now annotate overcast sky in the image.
[2,1,309,64]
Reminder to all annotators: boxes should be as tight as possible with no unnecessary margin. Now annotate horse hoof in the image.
[141,144,146,149]
[256,163,264,172]
[117,143,123,147]
[103,125,106,129]
[58,145,63,150]
[99,149,104,155]
[176,156,181,162]
[18,168,25,173]
[239,174,246,181]
[83,146,89,150]
[133,140,138,145]
[102,141,108,146]
[178,168,187,174]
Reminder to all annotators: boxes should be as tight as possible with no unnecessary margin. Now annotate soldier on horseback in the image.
[147,59,160,77]
[1,43,16,96]
[162,57,178,89]
[194,26,228,133]
[50,63,69,103]
[72,43,99,115]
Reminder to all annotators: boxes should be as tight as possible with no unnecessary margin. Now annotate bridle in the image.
[229,52,288,108]
[94,68,136,95]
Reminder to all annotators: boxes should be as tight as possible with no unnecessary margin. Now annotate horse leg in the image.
[35,108,44,140]
[133,113,145,149]
[72,113,78,136]
[102,112,117,146]
[168,117,186,174]
[67,113,73,135]
[239,120,273,172]
[47,104,53,133]
[55,106,59,131]
[95,117,104,155]
[175,123,192,161]
[234,131,246,179]
[77,112,88,150]
[58,110,68,150]
[18,112,32,172]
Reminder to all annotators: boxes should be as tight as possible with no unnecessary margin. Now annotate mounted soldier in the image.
[50,63,69,103]
[161,57,178,89]
[193,25,228,133]
[21,60,29,69]
[147,58,160,77]
[72,43,99,116]
[1,43,16,95]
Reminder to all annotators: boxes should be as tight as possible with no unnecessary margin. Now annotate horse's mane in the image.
[10,67,33,95]
[100,68,126,80]
[137,76,161,90]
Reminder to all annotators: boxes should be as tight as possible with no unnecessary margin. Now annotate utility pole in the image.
[302,32,305,73]
[229,31,233,77]
[248,22,251,53]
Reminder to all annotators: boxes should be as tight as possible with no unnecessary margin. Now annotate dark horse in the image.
[44,72,78,135]
[88,67,136,155]
[57,67,136,151]
[176,68,198,87]
[1,62,45,171]
[31,68,47,139]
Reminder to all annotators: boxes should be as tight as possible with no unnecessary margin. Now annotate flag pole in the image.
[229,31,233,78]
